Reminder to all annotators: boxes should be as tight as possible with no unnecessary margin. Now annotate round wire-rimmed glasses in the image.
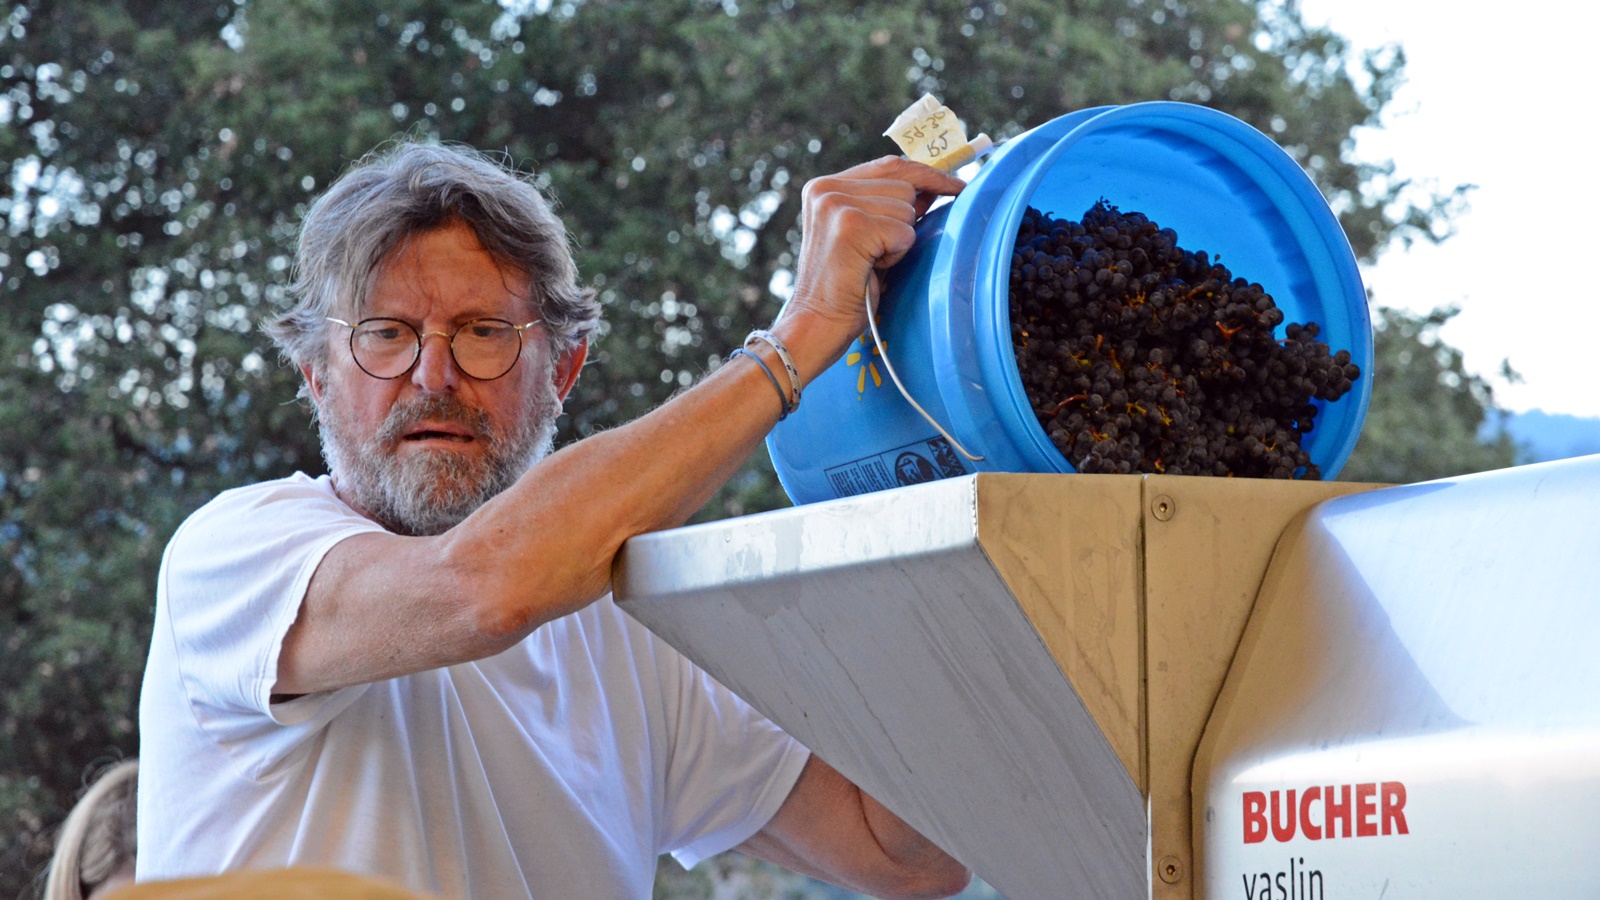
[326,316,541,381]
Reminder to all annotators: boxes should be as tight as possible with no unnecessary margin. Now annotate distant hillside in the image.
[1487,410,1600,463]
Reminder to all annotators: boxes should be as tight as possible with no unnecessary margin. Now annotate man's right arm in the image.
[273,158,966,696]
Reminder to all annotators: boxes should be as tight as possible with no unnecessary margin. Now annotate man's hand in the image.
[775,157,965,386]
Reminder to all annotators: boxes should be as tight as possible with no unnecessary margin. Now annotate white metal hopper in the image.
[615,473,1371,898]
[615,456,1599,896]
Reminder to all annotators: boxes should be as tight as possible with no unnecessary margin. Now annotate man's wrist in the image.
[727,347,792,420]
[743,330,802,416]
[766,295,869,390]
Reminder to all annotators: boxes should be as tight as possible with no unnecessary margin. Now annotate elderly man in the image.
[136,140,970,899]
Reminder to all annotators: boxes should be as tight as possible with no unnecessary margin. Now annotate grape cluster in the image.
[1009,201,1360,479]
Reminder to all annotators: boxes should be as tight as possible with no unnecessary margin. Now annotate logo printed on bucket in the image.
[845,333,887,397]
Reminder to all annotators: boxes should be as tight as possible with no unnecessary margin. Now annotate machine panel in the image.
[1195,455,1600,897]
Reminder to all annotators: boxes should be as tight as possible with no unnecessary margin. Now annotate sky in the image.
[1296,0,1600,419]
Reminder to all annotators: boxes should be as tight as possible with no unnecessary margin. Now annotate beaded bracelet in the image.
[743,329,801,415]
[729,348,791,421]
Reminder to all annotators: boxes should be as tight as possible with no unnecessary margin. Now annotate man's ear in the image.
[301,363,325,405]
[553,340,587,402]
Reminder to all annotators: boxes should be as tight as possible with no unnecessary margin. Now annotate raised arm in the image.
[275,157,965,696]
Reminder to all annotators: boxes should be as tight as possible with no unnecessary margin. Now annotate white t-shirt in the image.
[137,473,809,898]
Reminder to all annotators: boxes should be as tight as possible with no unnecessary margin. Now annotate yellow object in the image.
[107,868,436,899]
[883,94,992,173]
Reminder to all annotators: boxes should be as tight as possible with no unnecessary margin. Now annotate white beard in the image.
[315,370,561,536]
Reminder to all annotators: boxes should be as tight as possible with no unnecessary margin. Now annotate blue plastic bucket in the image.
[767,102,1373,505]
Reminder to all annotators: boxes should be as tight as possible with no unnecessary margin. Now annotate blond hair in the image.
[43,758,139,900]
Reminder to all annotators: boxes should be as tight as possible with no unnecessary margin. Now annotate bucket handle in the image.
[864,287,986,463]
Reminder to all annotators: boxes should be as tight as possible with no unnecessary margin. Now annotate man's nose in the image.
[410,330,461,393]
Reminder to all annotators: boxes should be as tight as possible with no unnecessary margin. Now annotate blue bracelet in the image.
[730,348,790,421]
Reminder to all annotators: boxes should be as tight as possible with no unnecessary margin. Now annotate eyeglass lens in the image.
[349,318,525,381]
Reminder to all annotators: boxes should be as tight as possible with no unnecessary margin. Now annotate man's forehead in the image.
[354,226,537,321]
[354,292,537,323]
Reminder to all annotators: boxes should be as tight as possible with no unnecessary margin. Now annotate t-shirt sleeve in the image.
[655,647,811,869]
[158,477,385,777]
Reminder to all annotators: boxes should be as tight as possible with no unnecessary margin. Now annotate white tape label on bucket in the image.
[883,94,992,174]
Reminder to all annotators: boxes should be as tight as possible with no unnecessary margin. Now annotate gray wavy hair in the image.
[266,140,600,378]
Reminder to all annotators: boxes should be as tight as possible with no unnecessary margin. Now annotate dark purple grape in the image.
[1009,200,1360,479]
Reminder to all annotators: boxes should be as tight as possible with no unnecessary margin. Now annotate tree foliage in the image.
[1337,306,1517,484]
[0,0,1504,894]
